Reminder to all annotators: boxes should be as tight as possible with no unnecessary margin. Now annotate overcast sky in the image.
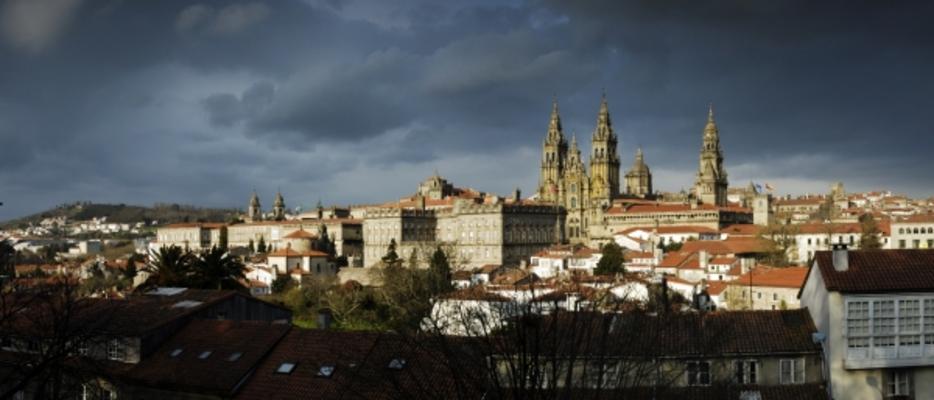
[1,0,932,220]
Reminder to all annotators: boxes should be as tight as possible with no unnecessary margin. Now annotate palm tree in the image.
[141,245,193,290]
[191,246,247,291]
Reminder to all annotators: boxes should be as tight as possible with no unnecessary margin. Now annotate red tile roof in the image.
[731,267,808,289]
[813,249,934,293]
[267,248,329,258]
[283,229,318,239]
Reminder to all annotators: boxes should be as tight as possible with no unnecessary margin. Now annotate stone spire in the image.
[537,98,568,204]
[546,98,563,143]
[703,103,719,144]
[273,191,286,221]
[589,92,620,203]
[248,190,262,221]
[593,92,614,141]
[694,103,728,206]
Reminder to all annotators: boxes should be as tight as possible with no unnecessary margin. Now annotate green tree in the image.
[248,238,255,254]
[218,228,228,250]
[428,246,452,294]
[381,238,401,267]
[190,246,247,290]
[859,213,883,250]
[257,236,267,254]
[594,242,625,276]
[141,245,194,290]
[271,274,294,294]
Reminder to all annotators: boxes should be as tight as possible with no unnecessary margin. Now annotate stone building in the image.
[536,96,744,246]
[363,175,564,269]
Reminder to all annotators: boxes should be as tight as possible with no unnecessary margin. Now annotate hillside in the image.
[0,202,241,229]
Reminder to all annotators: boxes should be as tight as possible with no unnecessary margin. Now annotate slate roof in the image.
[530,309,820,358]
[235,330,470,400]
[813,249,934,293]
[117,320,291,396]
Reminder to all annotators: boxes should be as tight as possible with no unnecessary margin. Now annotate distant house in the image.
[725,266,808,310]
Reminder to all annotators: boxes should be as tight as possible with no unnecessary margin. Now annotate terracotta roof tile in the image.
[731,267,808,289]
[813,249,934,293]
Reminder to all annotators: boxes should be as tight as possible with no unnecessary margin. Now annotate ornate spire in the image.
[274,191,284,207]
[594,92,612,140]
[704,102,718,140]
[250,190,260,207]
[636,146,644,163]
[546,98,563,143]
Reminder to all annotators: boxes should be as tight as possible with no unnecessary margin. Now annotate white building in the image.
[800,247,934,399]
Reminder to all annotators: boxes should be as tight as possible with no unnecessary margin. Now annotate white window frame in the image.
[886,369,912,397]
[779,358,805,384]
[734,359,759,384]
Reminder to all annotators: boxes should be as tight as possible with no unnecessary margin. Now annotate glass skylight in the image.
[388,358,406,370]
[276,362,296,374]
[170,348,183,357]
[317,365,335,377]
[198,351,212,359]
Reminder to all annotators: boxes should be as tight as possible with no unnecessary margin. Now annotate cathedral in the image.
[536,95,731,244]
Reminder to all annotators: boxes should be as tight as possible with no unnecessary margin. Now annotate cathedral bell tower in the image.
[248,191,262,221]
[273,191,286,221]
[537,99,568,204]
[588,93,620,206]
[693,104,729,206]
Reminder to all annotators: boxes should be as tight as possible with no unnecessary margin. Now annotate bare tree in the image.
[0,278,116,399]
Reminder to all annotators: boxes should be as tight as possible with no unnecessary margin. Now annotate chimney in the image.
[699,250,709,271]
[513,187,522,202]
[832,244,848,271]
[317,308,333,330]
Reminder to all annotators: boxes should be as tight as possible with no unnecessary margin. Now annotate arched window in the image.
[899,228,905,234]
[571,197,577,208]
[570,183,577,193]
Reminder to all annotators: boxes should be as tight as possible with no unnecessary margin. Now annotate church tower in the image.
[562,134,590,243]
[537,99,568,203]
[248,191,262,221]
[588,93,620,206]
[273,191,286,221]
[693,104,729,206]
[624,147,653,197]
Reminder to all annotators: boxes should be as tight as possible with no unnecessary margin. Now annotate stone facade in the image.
[535,97,744,246]
[363,176,564,269]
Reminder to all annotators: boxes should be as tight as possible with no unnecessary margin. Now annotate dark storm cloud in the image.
[1,0,933,221]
